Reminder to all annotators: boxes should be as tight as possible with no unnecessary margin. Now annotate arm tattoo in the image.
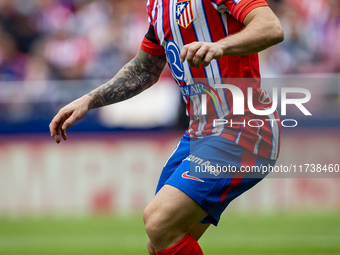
[87,50,166,109]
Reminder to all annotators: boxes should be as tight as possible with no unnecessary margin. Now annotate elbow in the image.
[271,22,284,45]
[152,75,160,85]
[275,26,285,44]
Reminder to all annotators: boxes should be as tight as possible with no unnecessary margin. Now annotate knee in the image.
[144,204,182,245]
[143,205,167,239]
[147,239,156,255]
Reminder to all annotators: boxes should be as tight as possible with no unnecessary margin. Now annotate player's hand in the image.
[180,42,224,68]
[49,96,90,143]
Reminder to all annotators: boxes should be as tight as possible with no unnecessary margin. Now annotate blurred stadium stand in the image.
[0,0,340,216]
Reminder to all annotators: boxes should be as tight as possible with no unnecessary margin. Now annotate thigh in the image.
[155,134,190,193]
[147,184,209,233]
[164,136,276,226]
[189,222,210,241]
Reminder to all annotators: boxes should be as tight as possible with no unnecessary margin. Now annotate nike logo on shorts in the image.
[181,171,204,183]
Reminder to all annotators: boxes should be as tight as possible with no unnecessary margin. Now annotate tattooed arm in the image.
[49,49,167,143]
[88,49,166,109]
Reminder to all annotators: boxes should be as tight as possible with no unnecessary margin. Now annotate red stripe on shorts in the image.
[219,150,258,202]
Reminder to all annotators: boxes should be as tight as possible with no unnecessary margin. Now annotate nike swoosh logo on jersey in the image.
[181,171,204,183]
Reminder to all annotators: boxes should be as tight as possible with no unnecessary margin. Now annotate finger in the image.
[62,113,78,131]
[55,119,66,143]
[49,114,63,143]
[186,43,202,67]
[61,129,67,141]
[49,114,61,137]
[202,51,214,67]
[50,110,71,143]
[56,112,72,142]
[180,46,188,63]
[193,46,208,68]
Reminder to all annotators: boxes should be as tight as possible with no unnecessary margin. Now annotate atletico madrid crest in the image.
[176,0,194,28]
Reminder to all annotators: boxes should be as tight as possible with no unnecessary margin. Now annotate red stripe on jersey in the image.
[238,126,260,153]
[177,8,207,133]
[255,110,281,159]
[201,1,231,82]
[178,17,206,79]
[257,120,273,159]
[153,4,161,43]
[162,1,171,42]
[201,0,227,42]
[143,0,280,160]
[220,131,237,143]
[274,110,281,156]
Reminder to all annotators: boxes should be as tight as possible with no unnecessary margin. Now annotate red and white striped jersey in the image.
[140,0,281,160]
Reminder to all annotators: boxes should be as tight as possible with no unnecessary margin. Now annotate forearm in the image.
[180,7,284,68]
[86,50,166,110]
[49,50,166,143]
[217,7,284,56]
[86,58,150,109]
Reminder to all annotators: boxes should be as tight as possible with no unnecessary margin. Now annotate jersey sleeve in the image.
[212,0,268,23]
[140,0,165,56]
[140,25,166,56]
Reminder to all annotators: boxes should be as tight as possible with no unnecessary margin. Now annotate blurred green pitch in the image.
[0,212,339,255]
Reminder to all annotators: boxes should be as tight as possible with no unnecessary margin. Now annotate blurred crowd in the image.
[262,0,340,75]
[0,0,339,82]
[0,0,148,81]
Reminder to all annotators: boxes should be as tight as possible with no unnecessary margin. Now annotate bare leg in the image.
[143,184,210,252]
[147,222,210,255]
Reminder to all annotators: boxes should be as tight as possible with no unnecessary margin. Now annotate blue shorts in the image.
[156,133,276,226]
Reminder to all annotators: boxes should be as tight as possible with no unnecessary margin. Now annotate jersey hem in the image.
[140,37,166,56]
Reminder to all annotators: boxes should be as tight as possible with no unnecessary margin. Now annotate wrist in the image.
[80,94,94,110]
[216,40,228,56]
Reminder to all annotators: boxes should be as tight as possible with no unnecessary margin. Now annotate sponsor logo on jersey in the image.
[166,40,185,83]
[233,0,242,4]
[259,90,272,104]
[184,155,211,166]
[179,82,222,104]
[176,0,194,28]
[181,171,205,182]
